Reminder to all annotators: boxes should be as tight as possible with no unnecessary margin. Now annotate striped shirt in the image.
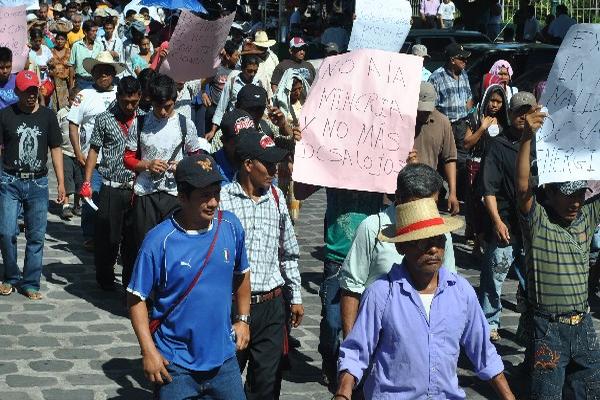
[520,196,600,314]
[89,103,143,184]
[428,67,472,122]
[219,181,302,304]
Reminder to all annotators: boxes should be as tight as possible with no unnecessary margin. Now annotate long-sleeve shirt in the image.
[338,262,504,399]
[219,181,302,304]
[420,0,441,16]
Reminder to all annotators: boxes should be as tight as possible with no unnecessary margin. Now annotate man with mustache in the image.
[335,197,516,399]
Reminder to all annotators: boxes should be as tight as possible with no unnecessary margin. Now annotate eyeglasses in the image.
[409,235,447,252]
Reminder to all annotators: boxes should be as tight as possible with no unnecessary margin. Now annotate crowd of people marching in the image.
[0,0,599,399]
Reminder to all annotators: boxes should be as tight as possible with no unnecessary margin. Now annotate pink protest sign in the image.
[292,49,422,194]
[160,11,235,82]
[0,5,28,73]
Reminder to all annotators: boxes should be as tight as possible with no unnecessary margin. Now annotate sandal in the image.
[23,288,42,300]
[0,283,13,295]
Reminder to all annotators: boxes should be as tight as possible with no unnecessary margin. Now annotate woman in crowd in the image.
[131,36,153,76]
[27,28,54,81]
[489,59,518,101]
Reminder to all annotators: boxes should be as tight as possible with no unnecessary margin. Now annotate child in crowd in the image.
[58,87,83,219]
[437,0,456,29]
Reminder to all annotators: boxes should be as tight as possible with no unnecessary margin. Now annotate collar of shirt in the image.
[391,260,457,297]
[228,180,270,204]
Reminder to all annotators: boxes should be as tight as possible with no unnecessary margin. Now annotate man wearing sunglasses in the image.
[335,197,516,400]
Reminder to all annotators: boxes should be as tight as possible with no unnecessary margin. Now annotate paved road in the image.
[1,179,597,399]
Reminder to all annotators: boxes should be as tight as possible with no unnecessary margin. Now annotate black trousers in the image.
[237,295,285,400]
[451,118,469,202]
[94,184,134,286]
[122,192,179,288]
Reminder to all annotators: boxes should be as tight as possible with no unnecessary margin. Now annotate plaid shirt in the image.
[219,181,302,304]
[428,67,473,122]
[89,103,145,183]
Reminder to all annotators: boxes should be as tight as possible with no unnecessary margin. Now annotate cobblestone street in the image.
[1,181,598,400]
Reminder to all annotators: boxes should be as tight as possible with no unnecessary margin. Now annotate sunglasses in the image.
[408,234,447,252]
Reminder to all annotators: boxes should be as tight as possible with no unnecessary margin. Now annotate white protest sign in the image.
[159,11,235,82]
[0,0,36,8]
[348,0,412,52]
[292,49,422,194]
[0,5,28,72]
[536,24,600,185]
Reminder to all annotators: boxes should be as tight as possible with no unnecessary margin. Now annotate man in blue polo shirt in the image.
[127,154,251,400]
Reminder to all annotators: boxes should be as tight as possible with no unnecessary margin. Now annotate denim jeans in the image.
[530,313,600,399]
[0,172,49,291]
[154,356,245,400]
[82,169,102,240]
[479,239,526,330]
[319,260,342,384]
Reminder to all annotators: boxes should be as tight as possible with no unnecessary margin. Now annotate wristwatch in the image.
[235,314,251,325]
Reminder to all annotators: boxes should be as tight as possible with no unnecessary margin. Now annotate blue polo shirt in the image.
[0,75,18,110]
[213,148,235,185]
[127,210,249,371]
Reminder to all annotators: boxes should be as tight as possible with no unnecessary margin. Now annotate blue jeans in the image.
[530,313,600,399]
[0,173,49,291]
[154,356,245,400]
[82,169,102,240]
[479,239,526,330]
[319,260,342,383]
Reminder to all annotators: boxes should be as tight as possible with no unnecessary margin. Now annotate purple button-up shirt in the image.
[338,262,504,399]
[420,0,441,16]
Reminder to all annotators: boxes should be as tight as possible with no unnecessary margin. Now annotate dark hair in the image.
[149,73,177,102]
[224,40,238,56]
[0,47,12,63]
[54,31,67,39]
[137,68,157,95]
[396,163,443,202]
[117,76,141,96]
[103,18,114,27]
[241,54,261,69]
[66,2,78,10]
[139,7,149,13]
[485,86,509,129]
[82,20,96,33]
[125,9,136,18]
[29,28,44,40]
[38,3,48,10]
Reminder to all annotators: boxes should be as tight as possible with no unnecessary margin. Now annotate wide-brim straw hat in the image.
[83,51,126,75]
[252,30,275,48]
[378,198,464,243]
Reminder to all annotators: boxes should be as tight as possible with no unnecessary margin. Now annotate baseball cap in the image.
[237,84,267,110]
[175,154,223,189]
[445,43,471,59]
[548,181,590,196]
[221,109,255,140]
[324,42,339,55]
[15,70,40,92]
[93,7,109,17]
[418,82,436,112]
[509,91,536,112]
[235,129,288,164]
[411,44,430,58]
[290,37,307,49]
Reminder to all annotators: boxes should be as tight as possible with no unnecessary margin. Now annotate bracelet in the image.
[331,395,351,400]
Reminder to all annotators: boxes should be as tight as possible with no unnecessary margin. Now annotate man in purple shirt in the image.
[420,0,441,28]
[335,197,516,399]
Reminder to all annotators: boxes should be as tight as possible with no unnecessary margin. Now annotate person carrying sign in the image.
[127,154,251,400]
[516,105,600,399]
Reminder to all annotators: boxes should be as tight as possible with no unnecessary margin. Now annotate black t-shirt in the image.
[0,104,62,174]
[271,59,316,86]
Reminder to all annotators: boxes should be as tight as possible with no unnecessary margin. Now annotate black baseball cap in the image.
[221,109,255,140]
[175,155,224,189]
[445,43,471,59]
[237,84,267,110]
[235,129,288,163]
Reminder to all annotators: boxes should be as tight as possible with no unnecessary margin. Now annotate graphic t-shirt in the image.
[0,104,61,174]
[437,2,455,20]
[271,59,316,86]
[67,86,117,158]
[126,112,206,196]
[0,75,18,110]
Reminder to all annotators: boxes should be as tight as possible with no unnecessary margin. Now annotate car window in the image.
[420,37,453,60]
[454,34,491,44]
[401,41,413,54]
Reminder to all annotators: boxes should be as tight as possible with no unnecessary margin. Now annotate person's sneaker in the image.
[490,329,501,342]
[61,205,74,219]
[72,206,82,216]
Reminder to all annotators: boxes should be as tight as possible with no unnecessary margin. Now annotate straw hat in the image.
[83,51,126,75]
[378,198,463,243]
[252,30,276,48]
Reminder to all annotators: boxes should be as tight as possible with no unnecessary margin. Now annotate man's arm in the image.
[335,372,357,399]
[278,199,304,326]
[488,372,516,400]
[484,195,510,245]
[127,294,173,385]
[83,147,99,183]
[293,182,320,201]
[341,290,361,338]
[50,147,66,204]
[517,106,545,215]
[444,161,459,215]
[68,122,85,166]
[232,271,251,351]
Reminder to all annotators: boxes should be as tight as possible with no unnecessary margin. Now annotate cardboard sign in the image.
[348,0,412,52]
[0,5,27,72]
[536,24,600,185]
[292,49,422,194]
[160,11,235,82]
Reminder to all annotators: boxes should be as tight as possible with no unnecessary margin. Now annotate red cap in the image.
[15,70,40,92]
[289,37,307,49]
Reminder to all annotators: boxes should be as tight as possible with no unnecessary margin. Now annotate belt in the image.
[4,170,46,180]
[535,310,588,326]
[102,179,133,189]
[250,287,282,305]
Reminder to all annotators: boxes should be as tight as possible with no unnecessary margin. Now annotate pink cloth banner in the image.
[292,49,422,194]
[0,5,28,73]
[160,11,235,82]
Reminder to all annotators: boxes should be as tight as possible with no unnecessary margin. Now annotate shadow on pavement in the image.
[102,357,153,400]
